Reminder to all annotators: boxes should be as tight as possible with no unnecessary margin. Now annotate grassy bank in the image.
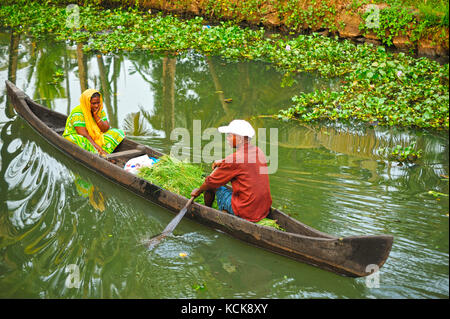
[4,0,449,52]
[0,1,448,129]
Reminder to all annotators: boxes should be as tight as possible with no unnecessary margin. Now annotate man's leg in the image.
[215,186,235,215]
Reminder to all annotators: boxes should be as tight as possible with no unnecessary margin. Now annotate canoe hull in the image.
[5,80,393,277]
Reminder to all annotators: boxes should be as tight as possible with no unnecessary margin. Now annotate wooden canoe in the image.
[5,80,393,277]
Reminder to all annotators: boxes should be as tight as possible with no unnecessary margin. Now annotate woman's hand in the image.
[91,106,102,123]
[91,105,100,116]
[94,144,107,156]
[91,108,110,133]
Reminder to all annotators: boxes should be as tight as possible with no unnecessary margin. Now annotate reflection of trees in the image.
[93,52,122,127]
[7,32,19,84]
[4,31,20,118]
[63,47,72,115]
[161,54,176,141]
[205,57,231,116]
[271,118,449,188]
[3,34,79,113]
[97,53,116,127]
[123,111,151,136]
[125,51,318,139]
[127,52,179,139]
[31,42,67,108]
[76,43,88,93]
[74,45,121,126]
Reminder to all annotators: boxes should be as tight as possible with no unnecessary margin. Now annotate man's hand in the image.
[212,159,223,170]
[190,188,203,198]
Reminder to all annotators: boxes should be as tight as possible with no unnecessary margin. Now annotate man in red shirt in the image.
[191,120,272,222]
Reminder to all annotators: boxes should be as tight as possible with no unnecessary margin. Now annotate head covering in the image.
[79,89,104,148]
[218,120,255,138]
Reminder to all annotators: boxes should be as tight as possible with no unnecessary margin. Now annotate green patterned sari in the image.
[63,105,125,154]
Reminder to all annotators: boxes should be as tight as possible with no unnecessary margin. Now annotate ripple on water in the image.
[3,140,74,260]
[6,142,65,229]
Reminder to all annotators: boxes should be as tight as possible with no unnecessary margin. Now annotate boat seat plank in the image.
[105,149,146,160]
[54,127,65,135]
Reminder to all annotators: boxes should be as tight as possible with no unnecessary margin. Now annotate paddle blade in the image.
[161,206,189,234]
[145,197,195,250]
[144,233,168,250]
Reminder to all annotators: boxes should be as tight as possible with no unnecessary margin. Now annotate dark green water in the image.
[0,31,448,298]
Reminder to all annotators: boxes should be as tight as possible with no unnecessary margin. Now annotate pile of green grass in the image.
[137,155,214,208]
[137,155,284,230]
[256,218,286,231]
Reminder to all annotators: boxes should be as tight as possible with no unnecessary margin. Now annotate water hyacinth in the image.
[0,2,447,129]
[137,155,214,207]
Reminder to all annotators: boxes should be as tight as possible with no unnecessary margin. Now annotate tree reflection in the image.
[30,41,67,109]
[123,111,151,136]
[4,30,20,118]
[96,53,118,127]
[126,51,322,141]
[76,43,88,93]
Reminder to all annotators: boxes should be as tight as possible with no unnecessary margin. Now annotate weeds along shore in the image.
[1,1,448,129]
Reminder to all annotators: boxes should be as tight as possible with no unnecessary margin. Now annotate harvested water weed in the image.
[137,155,284,230]
[137,155,213,207]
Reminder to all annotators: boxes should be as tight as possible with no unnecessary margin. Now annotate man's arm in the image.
[191,160,237,198]
[190,181,214,198]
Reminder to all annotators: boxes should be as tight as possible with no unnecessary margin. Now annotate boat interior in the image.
[24,97,337,238]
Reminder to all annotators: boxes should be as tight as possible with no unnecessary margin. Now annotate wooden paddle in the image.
[145,196,196,250]
[145,165,217,250]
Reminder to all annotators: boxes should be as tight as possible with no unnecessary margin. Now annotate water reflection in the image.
[0,30,448,298]
[74,175,106,212]
[0,31,335,129]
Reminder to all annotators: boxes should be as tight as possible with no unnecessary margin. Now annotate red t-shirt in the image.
[205,142,272,222]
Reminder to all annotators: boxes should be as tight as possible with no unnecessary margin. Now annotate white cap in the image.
[218,120,255,138]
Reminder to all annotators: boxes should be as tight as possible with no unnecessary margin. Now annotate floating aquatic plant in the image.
[388,142,423,164]
[0,2,447,129]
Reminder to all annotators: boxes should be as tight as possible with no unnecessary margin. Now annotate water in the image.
[0,31,448,298]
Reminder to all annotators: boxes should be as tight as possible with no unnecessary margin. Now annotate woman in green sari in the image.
[63,89,125,156]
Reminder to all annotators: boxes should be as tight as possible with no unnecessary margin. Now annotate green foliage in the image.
[48,68,65,85]
[360,6,415,46]
[0,2,448,129]
[137,155,214,207]
[280,46,449,129]
[388,142,422,164]
[359,0,449,47]
[272,0,338,32]
[256,218,285,231]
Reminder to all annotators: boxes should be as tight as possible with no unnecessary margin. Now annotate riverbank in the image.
[0,1,448,129]
[20,0,448,59]
[145,0,449,60]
